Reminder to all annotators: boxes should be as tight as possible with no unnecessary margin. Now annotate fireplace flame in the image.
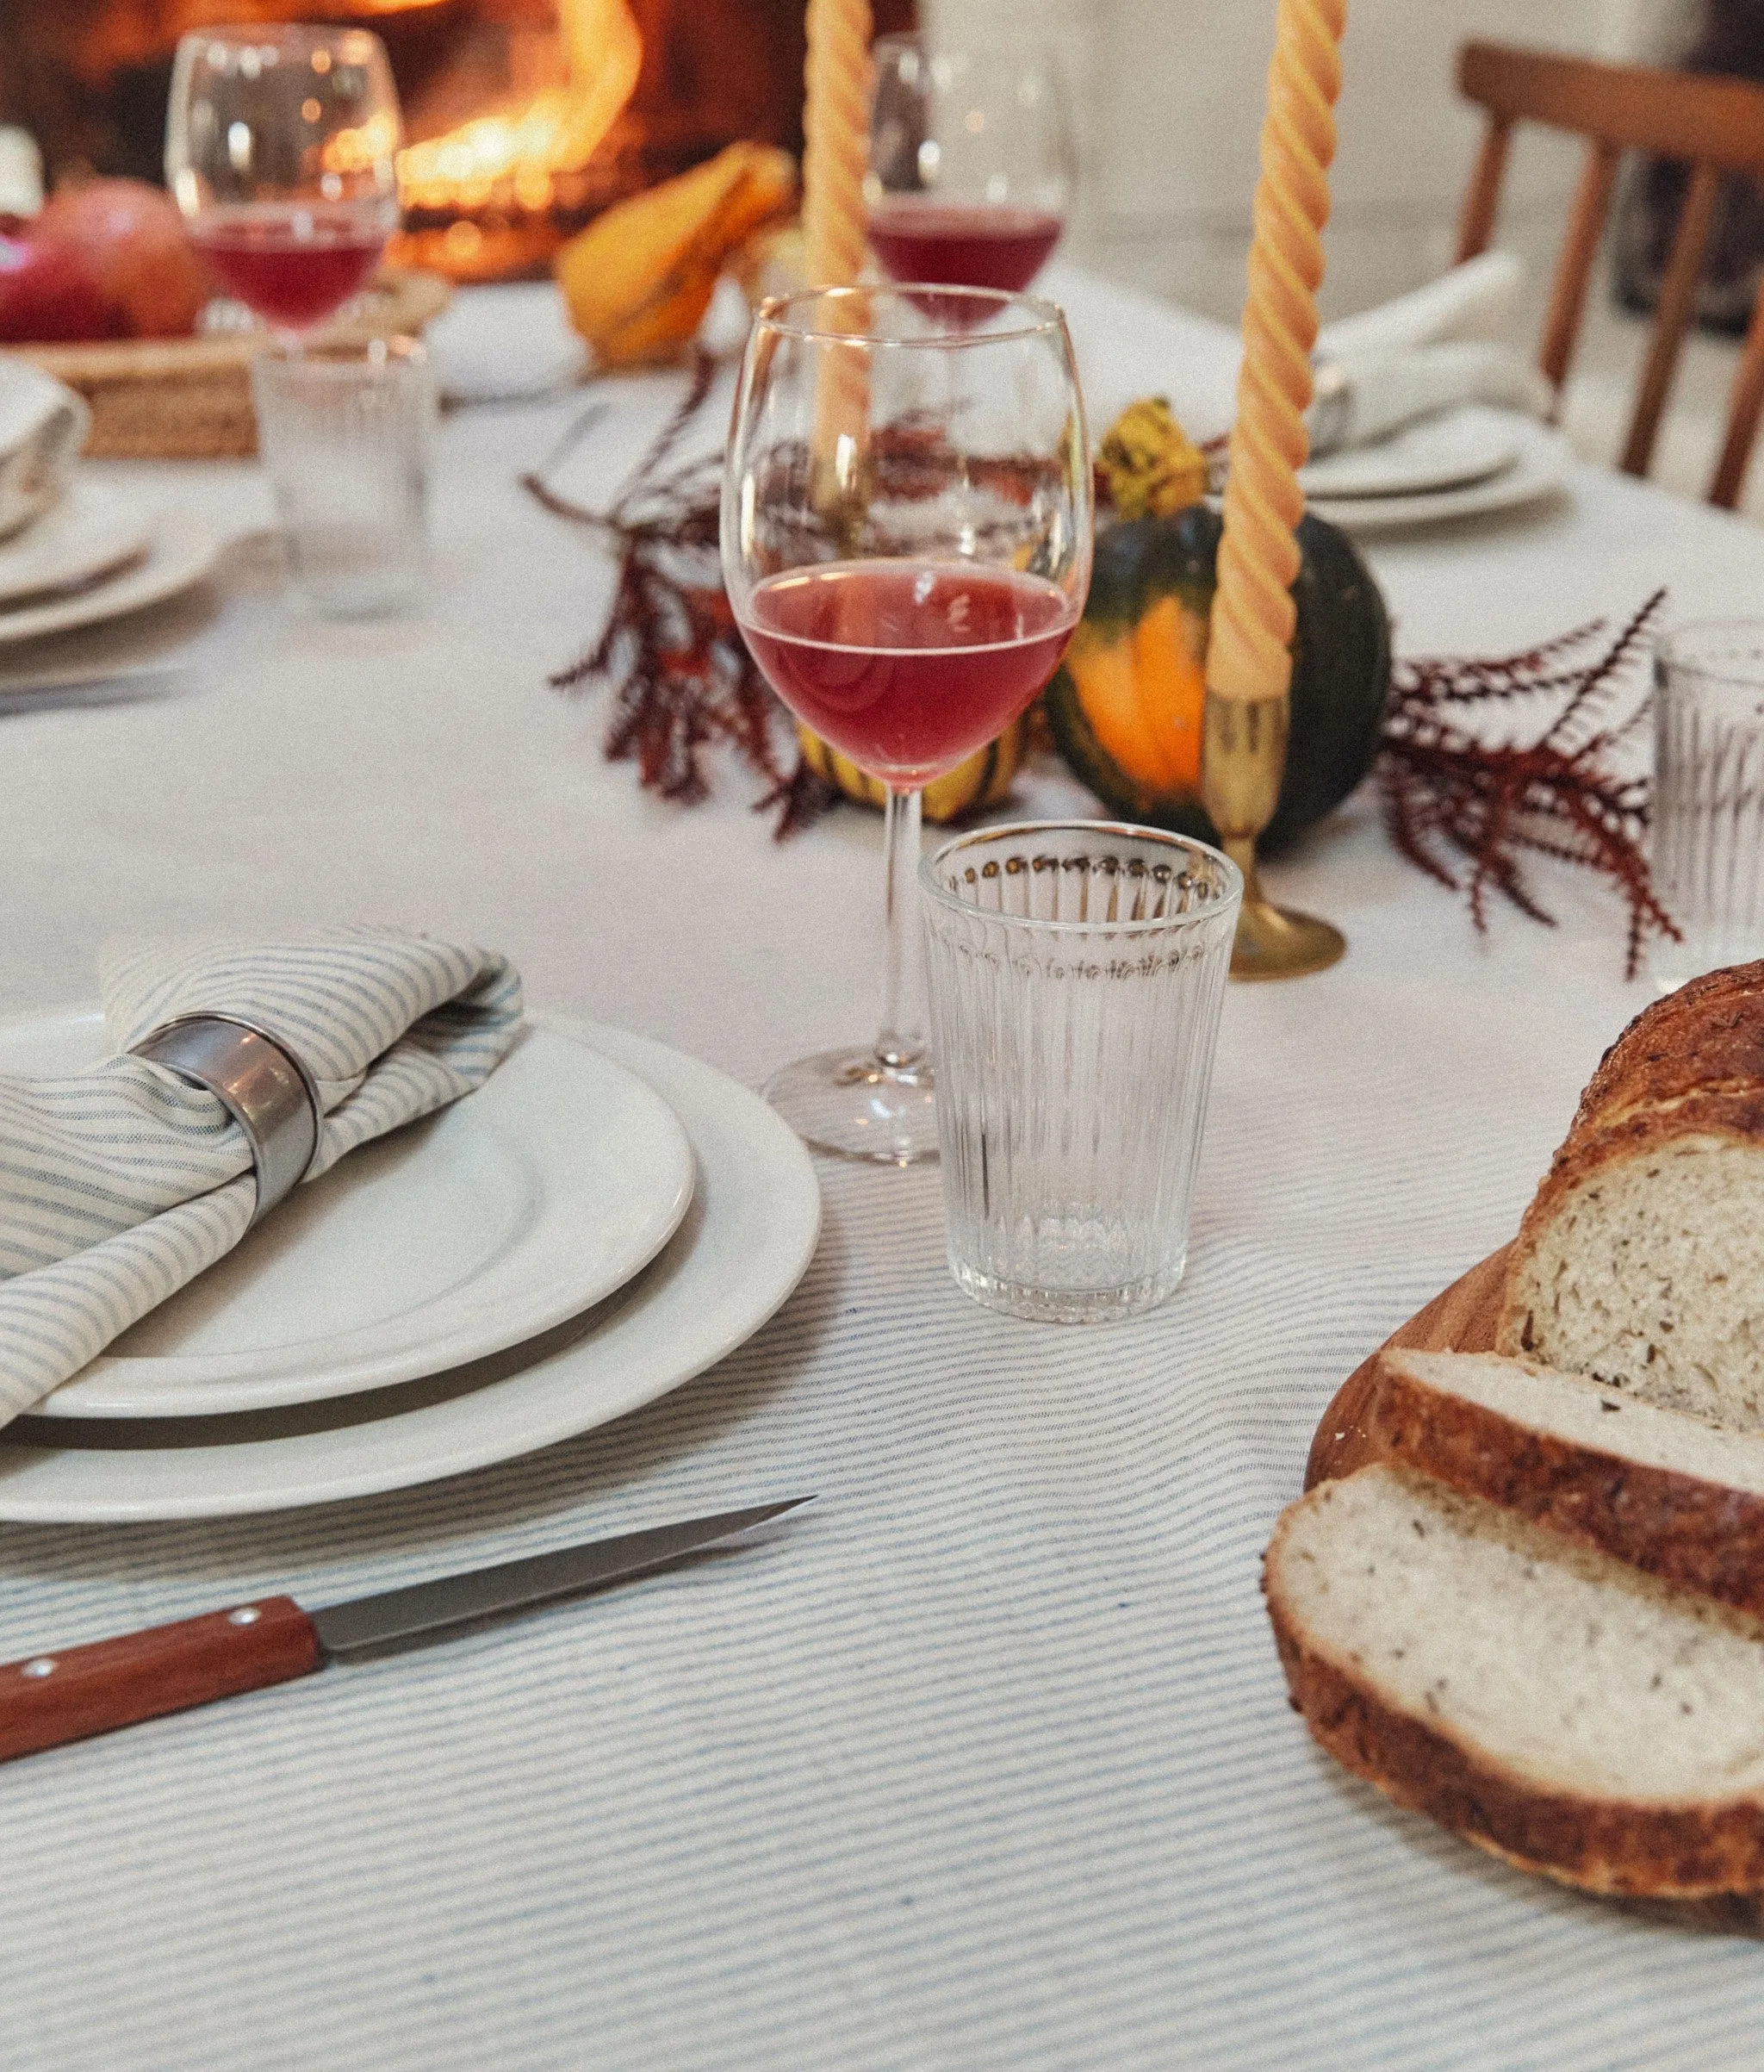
[394,0,643,217]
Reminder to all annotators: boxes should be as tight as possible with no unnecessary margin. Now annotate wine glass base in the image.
[1229,898,1346,981]
[763,1048,940,1166]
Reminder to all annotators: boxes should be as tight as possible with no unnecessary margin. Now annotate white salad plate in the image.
[0,1018,821,1521]
[0,510,219,644]
[1298,404,1522,500]
[1305,413,1573,534]
[25,1016,696,1419]
[0,482,152,607]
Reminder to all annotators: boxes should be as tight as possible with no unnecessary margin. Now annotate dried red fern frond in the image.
[1376,589,1678,977]
[522,348,800,816]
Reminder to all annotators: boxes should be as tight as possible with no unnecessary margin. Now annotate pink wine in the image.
[868,202,1064,294]
[192,208,384,329]
[741,561,1076,786]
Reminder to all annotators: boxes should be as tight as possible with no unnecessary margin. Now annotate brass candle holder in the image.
[1200,690,1345,980]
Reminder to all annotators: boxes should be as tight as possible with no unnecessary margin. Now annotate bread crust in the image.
[1572,961,1764,1136]
[1499,961,1764,1360]
[1307,1248,1510,1489]
[1364,1355,1764,1616]
[1266,1600,1764,1896]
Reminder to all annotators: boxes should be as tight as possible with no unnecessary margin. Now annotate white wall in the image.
[926,0,1664,327]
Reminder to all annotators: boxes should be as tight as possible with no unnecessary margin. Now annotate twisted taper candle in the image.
[803,0,873,287]
[1201,0,1347,980]
[1208,0,1345,705]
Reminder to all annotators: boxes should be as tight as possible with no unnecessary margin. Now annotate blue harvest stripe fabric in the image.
[0,928,522,1418]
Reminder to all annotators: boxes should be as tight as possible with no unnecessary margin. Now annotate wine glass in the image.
[722,285,1092,1164]
[866,34,1075,295]
[165,25,401,340]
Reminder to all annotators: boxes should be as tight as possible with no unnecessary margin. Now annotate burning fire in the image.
[393,0,642,263]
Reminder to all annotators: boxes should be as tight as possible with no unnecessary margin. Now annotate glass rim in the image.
[1657,619,1764,693]
[255,335,427,377]
[175,22,387,55]
[872,29,1063,63]
[919,819,1244,934]
[753,284,1068,348]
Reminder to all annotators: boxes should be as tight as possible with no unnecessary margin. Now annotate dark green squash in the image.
[1043,503,1391,854]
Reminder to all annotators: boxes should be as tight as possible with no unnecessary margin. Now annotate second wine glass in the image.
[867,34,1075,295]
[166,25,401,339]
[722,285,1092,1164]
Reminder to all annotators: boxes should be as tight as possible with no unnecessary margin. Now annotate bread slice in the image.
[1264,1462,1764,1896]
[1496,960,1764,1425]
[1364,1347,1764,1615]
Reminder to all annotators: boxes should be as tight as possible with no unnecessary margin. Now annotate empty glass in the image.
[920,822,1241,1322]
[252,336,433,618]
[1653,620,1764,991]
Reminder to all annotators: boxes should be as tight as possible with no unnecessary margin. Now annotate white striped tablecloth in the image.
[3,273,1764,2069]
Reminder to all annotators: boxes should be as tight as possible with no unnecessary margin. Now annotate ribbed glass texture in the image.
[1653,622,1764,992]
[252,338,433,619]
[921,822,1241,1322]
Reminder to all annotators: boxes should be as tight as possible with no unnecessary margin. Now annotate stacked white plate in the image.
[1300,404,1572,532]
[0,482,218,646]
[0,1013,820,1522]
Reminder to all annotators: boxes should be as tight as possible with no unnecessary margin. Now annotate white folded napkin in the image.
[0,358,90,542]
[0,926,523,1421]
[1307,252,1550,457]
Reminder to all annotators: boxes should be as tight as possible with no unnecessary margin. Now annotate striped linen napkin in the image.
[0,927,523,1421]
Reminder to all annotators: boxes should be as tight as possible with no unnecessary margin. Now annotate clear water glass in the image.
[252,336,433,618]
[920,822,1242,1322]
[1653,620,1764,992]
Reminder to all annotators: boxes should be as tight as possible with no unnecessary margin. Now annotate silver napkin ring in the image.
[130,1015,322,1225]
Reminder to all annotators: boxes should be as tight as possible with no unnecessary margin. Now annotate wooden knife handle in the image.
[0,1596,322,1764]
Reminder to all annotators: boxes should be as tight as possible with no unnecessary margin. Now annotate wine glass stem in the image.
[875,784,927,1073]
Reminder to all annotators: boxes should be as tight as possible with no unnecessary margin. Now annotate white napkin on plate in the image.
[0,926,523,1421]
[1307,252,1550,456]
[0,358,90,541]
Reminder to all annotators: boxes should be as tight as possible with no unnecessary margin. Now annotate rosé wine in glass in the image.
[867,202,1064,295]
[741,561,1075,786]
[189,208,386,331]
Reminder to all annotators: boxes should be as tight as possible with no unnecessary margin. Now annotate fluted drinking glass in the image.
[921,822,1241,1320]
[1653,620,1764,992]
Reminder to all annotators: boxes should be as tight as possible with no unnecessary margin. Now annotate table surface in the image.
[5,269,1764,2072]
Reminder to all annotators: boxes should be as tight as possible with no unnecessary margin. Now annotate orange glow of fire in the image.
[394,0,643,216]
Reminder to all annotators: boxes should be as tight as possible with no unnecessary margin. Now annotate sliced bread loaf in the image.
[1497,959,1764,1426]
[1363,1347,1764,1615]
[1264,1462,1764,1896]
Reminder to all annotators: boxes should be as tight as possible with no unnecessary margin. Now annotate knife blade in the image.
[0,1496,812,1765]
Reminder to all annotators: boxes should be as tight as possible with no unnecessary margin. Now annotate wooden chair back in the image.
[1457,40,1764,508]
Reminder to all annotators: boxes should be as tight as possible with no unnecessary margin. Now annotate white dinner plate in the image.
[0,1018,821,1521]
[0,483,152,607]
[0,510,219,644]
[1305,414,1573,534]
[28,1017,696,1418]
[1298,405,1523,500]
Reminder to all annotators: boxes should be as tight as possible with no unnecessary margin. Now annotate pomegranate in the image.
[34,179,210,339]
[0,233,118,344]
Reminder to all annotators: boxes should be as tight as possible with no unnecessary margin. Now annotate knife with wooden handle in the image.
[0,1497,811,1764]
